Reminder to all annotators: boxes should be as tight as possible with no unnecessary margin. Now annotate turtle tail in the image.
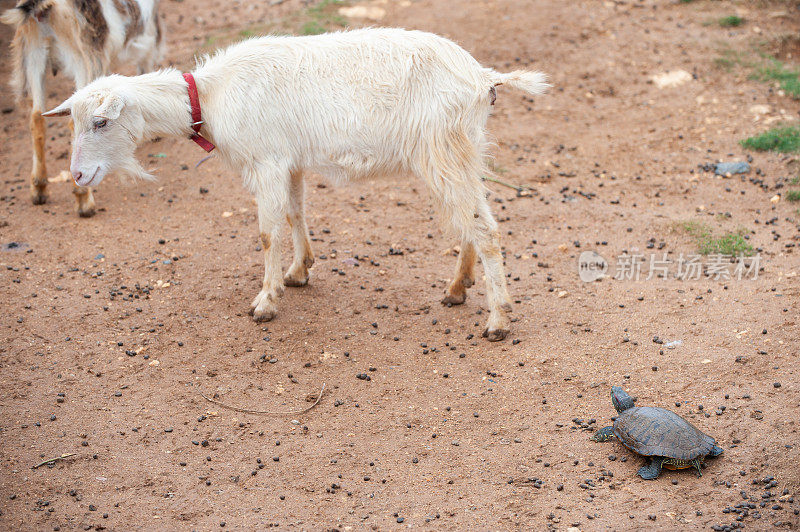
[708,445,724,457]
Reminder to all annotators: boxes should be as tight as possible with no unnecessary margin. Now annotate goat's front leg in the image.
[72,185,96,217]
[250,229,283,321]
[249,183,288,322]
[67,119,96,217]
[72,182,96,217]
[29,107,49,205]
[284,170,314,287]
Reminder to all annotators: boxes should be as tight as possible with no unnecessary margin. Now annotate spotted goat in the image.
[42,28,548,340]
[2,0,163,216]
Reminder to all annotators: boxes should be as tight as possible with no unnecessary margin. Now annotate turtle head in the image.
[611,386,635,413]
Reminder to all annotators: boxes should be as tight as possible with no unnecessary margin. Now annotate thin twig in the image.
[195,154,215,169]
[198,383,326,416]
[483,175,530,192]
[32,453,76,469]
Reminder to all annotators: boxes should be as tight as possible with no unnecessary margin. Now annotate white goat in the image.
[2,0,163,216]
[43,28,548,341]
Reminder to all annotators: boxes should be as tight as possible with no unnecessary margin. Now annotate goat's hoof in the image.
[250,288,281,321]
[283,272,309,287]
[73,184,96,217]
[77,205,96,218]
[31,191,48,205]
[441,292,467,306]
[252,309,277,322]
[482,327,509,342]
[250,301,278,321]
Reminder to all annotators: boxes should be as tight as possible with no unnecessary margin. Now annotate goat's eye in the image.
[93,119,108,129]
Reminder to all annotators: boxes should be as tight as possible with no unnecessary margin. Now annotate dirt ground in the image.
[1,0,799,530]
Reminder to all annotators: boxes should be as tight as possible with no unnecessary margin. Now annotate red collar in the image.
[182,72,215,152]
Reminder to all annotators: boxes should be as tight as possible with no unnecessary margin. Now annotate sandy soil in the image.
[1,0,799,530]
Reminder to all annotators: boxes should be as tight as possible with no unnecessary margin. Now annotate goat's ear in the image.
[93,94,124,120]
[42,99,72,117]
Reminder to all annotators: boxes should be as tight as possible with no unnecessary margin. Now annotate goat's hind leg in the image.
[475,219,513,341]
[462,194,512,341]
[421,136,512,341]
[283,170,314,287]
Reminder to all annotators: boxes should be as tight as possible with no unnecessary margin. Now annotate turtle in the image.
[592,386,723,479]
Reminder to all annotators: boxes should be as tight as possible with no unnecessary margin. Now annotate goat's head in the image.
[43,77,149,187]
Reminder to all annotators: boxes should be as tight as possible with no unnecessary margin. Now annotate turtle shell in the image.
[612,406,717,461]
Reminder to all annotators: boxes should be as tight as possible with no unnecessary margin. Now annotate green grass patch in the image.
[719,15,744,27]
[202,35,217,48]
[676,221,712,239]
[752,59,800,99]
[194,0,348,56]
[308,0,345,18]
[713,56,736,70]
[712,46,800,98]
[787,175,800,203]
[741,126,800,153]
[675,222,754,256]
[300,20,326,35]
[698,230,753,256]
[305,0,347,31]
[712,47,750,71]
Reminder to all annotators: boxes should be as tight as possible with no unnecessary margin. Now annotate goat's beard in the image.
[109,118,154,184]
[113,155,155,184]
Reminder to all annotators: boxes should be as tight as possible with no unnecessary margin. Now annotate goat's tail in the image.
[488,69,550,96]
[1,7,25,26]
[2,0,58,26]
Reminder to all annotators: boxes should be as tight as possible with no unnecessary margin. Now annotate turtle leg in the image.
[693,459,703,477]
[637,458,663,480]
[708,445,724,458]
[592,426,614,442]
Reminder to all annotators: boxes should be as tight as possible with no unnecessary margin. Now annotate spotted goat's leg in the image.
[29,106,48,205]
[68,119,96,217]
